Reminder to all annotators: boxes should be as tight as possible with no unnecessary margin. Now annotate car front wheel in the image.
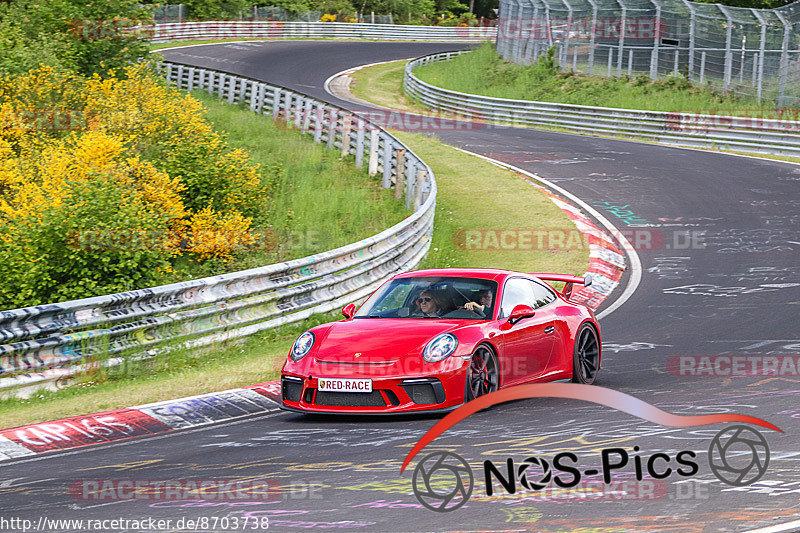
[572,323,600,384]
[465,344,499,401]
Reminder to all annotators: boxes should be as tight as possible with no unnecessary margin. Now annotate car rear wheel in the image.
[572,323,600,384]
[465,344,499,401]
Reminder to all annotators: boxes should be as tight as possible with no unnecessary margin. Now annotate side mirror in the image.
[342,303,356,319]
[507,304,535,325]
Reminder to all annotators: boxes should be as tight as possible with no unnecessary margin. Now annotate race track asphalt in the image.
[1,41,798,533]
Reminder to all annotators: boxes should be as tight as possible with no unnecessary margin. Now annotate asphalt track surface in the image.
[2,41,799,532]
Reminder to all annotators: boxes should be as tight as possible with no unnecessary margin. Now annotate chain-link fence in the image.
[143,3,187,23]
[497,0,800,106]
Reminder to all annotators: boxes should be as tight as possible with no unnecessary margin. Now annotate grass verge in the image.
[180,90,409,278]
[350,56,800,164]
[415,43,793,119]
[0,106,588,430]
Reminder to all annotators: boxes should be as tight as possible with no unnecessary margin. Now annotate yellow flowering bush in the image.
[0,65,269,308]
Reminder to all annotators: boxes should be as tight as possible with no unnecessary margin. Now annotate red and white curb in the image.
[0,381,281,461]
[533,185,625,310]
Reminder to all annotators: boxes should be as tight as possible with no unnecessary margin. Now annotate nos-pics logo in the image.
[411,425,770,512]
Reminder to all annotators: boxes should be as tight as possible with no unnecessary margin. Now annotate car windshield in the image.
[354,277,498,320]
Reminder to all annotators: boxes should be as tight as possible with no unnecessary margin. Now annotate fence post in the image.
[341,114,352,158]
[607,48,613,76]
[394,149,405,199]
[368,129,379,176]
[775,11,790,106]
[587,0,598,74]
[562,0,574,72]
[751,9,767,102]
[673,48,679,76]
[699,51,706,83]
[682,0,696,81]
[616,0,627,77]
[649,0,661,80]
[718,5,733,92]
[628,49,633,75]
[382,136,393,188]
[355,118,365,168]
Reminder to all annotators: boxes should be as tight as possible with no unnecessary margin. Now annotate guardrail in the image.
[0,62,437,394]
[405,51,800,157]
[149,21,496,43]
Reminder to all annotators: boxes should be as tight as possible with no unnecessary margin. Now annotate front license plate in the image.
[317,378,373,393]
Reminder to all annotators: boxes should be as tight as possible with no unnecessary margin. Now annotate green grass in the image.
[172,90,410,278]
[414,43,793,119]
[350,56,800,164]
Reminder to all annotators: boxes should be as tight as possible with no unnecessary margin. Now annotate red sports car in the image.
[280,268,600,414]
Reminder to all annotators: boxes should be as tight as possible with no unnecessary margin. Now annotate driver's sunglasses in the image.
[417,297,433,303]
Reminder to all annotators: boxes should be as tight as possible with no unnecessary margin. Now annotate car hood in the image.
[313,319,463,363]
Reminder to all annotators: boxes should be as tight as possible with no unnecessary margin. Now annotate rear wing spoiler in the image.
[531,273,593,300]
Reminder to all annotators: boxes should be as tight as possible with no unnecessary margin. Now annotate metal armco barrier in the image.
[0,62,437,393]
[148,21,496,43]
[405,51,800,157]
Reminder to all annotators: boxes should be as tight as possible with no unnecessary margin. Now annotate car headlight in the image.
[291,331,315,361]
[423,333,458,363]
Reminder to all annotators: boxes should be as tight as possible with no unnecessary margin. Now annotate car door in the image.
[497,277,555,385]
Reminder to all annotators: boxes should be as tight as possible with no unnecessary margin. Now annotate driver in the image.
[464,289,493,317]
[412,290,442,317]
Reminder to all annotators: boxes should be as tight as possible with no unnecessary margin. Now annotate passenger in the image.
[413,290,442,317]
[464,289,493,316]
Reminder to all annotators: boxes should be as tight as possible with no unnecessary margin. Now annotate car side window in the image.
[531,281,557,309]
[499,278,537,318]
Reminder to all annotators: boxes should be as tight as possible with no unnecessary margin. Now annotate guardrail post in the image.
[587,0,598,74]
[327,109,338,149]
[293,95,302,128]
[368,129,379,176]
[382,136,393,188]
[406,159,417,210]
[186,67,195,91]
[273,87,281,119]
[414,169,427,209]
[228,76,236,104]
[394,149,405,199]
[355,118,365,168]
[301,99,312,133]
[314,105,324,143]
[249,82,259,112]
[341,114,352,158]
[176,64,185,88]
